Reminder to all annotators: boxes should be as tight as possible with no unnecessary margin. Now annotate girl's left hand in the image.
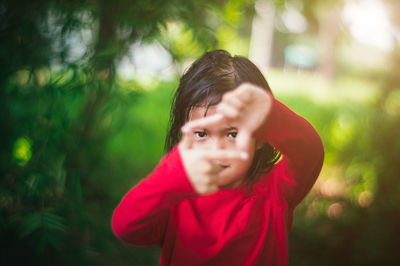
[216,83,272,152]
[182,83,272,156]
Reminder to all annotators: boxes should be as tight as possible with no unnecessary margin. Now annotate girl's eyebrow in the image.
[192,126,236,132]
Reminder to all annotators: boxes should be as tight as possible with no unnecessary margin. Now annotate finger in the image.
[216,102,240,120]
[180,125,194,149]
[202,150,248,161]
[222,92,245,110]
[234,83,253,103]
[208,184,218,194]
[205,163,221,175]
[199,183,218,195]
[195,173,219,195]
[210,165,226,178]
[235,130,252,154]
[183,113,225,131]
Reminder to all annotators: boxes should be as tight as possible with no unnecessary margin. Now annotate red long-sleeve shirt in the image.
[111,97,324,266]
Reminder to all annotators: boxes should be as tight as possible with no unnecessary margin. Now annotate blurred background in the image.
[1,0,400,265]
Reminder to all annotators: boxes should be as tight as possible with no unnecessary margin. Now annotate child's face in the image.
[188,106,257,189]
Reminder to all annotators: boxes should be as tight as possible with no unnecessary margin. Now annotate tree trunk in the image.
[318,6,341,80]
[249,0,275,71]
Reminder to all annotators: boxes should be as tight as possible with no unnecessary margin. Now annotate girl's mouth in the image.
[215,160,230,169]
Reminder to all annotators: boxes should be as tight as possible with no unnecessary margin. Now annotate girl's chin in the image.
[217,175,244,189]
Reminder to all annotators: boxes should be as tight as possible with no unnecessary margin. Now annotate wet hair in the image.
[165,49,280,189]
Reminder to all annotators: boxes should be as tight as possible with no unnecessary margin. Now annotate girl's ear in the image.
[256,140,263,150]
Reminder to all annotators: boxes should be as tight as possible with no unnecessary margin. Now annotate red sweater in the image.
[111,97,324,266]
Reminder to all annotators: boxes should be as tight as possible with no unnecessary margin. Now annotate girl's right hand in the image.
[178,116,246,195]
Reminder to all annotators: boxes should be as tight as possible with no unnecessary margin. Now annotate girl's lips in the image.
[215,160,230,169]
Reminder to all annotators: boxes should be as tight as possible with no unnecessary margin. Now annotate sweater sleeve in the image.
[111,146,196,246]
[254,93,324,207]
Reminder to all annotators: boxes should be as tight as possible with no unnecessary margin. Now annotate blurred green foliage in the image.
[1,0,400,265]
[0,0,251,265]
[0,0,257,265]
[268,67,400,265]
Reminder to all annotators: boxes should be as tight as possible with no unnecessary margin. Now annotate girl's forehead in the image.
[188,106,218,121]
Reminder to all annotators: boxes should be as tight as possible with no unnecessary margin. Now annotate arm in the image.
[216,83,324,207]
[112,110,248,243]
[254,96,324,207]
[111,147,195,246]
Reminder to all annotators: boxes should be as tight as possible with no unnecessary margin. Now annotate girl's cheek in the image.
[224,139,237,149]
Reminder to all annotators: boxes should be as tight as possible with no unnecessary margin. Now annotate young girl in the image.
[112,50,324,265]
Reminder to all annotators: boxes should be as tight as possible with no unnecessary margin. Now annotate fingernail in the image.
[240,152,248,160]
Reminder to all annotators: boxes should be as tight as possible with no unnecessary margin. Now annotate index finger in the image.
[232,83,253,103]
[182,113,225,132]
[202,150,248,161]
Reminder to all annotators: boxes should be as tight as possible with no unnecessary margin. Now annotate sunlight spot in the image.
[358,191,373,208]
[281,4,307,33]
[117,42,173,82]
[342,0,395,52]
[13,137,32,166]
[319,178,345,198]
[16,70,30,86]
[327,202,344,219]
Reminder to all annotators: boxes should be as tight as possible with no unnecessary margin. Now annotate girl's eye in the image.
[195,131,207,138]
[227,132,237,138]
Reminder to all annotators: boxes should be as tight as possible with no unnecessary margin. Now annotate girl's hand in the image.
[216,83,272,152]
[178,115,246,195]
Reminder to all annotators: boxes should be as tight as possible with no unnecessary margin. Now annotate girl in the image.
[112,50,324,265]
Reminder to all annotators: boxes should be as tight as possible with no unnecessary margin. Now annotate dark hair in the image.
[165,49,280,189]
